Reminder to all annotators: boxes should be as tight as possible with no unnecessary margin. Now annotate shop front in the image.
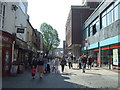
[92,44,120,70]
[14,38,27,73]
[101,44,120,70]
[1,30,15,76]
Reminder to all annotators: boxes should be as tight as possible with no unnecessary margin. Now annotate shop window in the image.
[5,51,9,71]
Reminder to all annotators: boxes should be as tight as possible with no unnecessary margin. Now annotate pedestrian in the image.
[78,56,82,69]
[43,56,48,73]
[87,56,92,69]
[81,55,87,73]
[60,57,67,73]
[50,57,55,72]
[67,57,73,69]
[31,66,36,79]
[31,57,37,69]
[54,58,60,73]
[37,57,44,79]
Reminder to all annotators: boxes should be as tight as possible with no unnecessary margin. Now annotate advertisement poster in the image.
[113,49,118,65]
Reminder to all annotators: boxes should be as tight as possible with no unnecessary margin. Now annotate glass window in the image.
[0,2,2,14]
[86,27,88,37]
[90,25,92,36]
[102,15,107,28]
[107,10,113,25]
[114,5,119,21]
[102,11,107,17]
[107,4,113,13]
[96,21,100,31]
[114,0,120,6]
[19,0,26,14]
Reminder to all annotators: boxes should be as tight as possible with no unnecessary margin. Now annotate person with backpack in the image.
[60,57,67,73]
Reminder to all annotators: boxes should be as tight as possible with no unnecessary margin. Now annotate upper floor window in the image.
[19,0,26,14]
[90,24,93,36]
[0,2,6,29]
[114,1,120,21]
[92,17,100,35]
[101,4,114,29]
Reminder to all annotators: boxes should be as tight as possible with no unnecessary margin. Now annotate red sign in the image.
[83,40,88,43]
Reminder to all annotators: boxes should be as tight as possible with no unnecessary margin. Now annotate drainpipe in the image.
[12,41,15,62]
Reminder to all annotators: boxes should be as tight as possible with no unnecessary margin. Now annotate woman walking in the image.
[37,57,44,79]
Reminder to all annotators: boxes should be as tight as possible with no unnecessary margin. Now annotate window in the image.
[1,4,5,29]
[101,4,115,29]
[0,2,2,14]
[93,24,96,35]
[88,26,90,37]
[107,10,113,25]
[92,17,100,33]
[90,24,93,36]
[102,14,107,28]
[86,27,88,37]
[96,21,100,31]
[114,0,120,6]
[19,0,26,14]
[114,5,120,21]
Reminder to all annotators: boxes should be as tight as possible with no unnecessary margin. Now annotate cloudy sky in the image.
[27,0,82,48]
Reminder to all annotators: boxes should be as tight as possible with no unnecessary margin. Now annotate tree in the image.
[40,23,60,56]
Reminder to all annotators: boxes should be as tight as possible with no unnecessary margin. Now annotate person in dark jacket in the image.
[31,58,37,69]
[87,56,93,69]
[60,57,67,73]
[81,55,87,73]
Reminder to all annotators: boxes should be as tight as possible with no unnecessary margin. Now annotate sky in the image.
[27,0,82,48]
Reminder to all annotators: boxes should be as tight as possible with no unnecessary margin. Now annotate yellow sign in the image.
[113,49,118,65]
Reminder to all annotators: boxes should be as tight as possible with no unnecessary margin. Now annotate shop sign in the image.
[113,49,118,65]
[2,36,12,43]
[17,28,24,33]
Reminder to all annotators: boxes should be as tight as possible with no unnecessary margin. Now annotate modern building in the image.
[82,0,120,70]
[65,5,96,59]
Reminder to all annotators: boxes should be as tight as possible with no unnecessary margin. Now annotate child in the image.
[52,65,55,72]
[31,66,36,79]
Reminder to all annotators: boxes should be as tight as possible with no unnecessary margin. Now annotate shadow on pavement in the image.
[2,69,90,88]
[72,68,80,70]
[61,73,77,76]
[85,72,102,75]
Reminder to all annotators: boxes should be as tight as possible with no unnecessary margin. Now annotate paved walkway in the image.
[2,64,119,88]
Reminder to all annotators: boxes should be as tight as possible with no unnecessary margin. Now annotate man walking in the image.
[68,56,73,69]
[81,55,87,73]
